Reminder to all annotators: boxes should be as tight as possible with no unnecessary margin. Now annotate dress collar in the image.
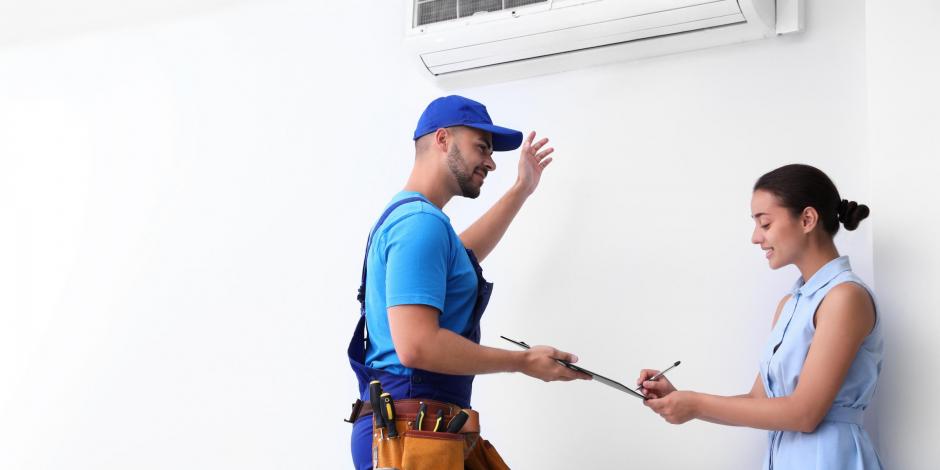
[789,256,852,297]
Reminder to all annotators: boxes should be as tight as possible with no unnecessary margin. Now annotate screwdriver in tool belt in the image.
[380,392,399,438]
[369,381,387,437]
[413,402,427,431]
[432,409,445,432]
[445,409,469,434]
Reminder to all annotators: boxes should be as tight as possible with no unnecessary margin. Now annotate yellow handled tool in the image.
[413,402,427,431]
[379,392,398,438]
[432,408,445,432]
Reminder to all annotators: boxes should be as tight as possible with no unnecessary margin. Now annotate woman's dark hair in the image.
[754,164,870,235]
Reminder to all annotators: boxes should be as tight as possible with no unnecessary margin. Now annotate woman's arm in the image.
[645,283,875,432]
[642,299,778,426]
[639,294,787,401]
[696,374,767,426]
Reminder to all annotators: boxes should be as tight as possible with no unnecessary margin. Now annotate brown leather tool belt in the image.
[349,398,480,434]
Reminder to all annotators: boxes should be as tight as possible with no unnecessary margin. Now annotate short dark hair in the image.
[754,164,870,235]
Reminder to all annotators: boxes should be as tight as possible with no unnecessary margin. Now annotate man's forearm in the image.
[401,327,524,376]
[459,185,528,262]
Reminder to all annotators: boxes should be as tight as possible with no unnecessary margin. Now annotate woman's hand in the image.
[644,391,700,425]
[636,369,677,399]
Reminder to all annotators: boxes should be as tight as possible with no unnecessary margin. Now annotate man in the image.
[346,95,589,469]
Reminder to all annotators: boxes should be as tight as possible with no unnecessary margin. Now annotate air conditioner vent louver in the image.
[415,0,547,27]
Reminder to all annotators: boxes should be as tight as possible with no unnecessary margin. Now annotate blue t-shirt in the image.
[364,191,479,376]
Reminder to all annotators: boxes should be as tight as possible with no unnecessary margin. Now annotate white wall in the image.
[867,1,940,469]
[0,0,906,468]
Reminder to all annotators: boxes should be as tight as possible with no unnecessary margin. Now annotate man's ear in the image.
[801,206,819,234]
[434,128,452,154]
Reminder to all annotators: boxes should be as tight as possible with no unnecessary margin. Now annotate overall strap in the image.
[356,196,428,314]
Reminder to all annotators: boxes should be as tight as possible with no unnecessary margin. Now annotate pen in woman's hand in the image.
[636,361,681,391]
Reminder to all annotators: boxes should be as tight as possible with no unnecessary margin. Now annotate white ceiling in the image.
[0,0,253,47]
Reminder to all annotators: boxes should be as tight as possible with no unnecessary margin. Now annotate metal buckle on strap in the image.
[344,399,364,424]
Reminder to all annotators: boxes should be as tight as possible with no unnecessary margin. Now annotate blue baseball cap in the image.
[413,95,524,152]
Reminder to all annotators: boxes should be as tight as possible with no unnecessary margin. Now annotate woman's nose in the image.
[751,228,762,245]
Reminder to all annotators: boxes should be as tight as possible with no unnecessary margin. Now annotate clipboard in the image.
[500,336,646,400]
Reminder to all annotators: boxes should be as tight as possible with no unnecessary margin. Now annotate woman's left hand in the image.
[644,391,700,424]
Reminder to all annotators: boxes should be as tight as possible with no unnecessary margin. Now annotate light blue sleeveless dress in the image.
[758,256,884,469]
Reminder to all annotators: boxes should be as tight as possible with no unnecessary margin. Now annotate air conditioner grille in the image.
[415,0,547,27]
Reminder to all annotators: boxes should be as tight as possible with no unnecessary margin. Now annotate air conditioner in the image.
[404,0,802,81]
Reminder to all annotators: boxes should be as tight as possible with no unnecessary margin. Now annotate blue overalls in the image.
[348,196,493,470]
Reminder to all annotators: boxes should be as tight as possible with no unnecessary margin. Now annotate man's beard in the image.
[446,145,482,199]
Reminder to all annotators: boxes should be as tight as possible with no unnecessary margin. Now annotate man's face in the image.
[446,127,495,199]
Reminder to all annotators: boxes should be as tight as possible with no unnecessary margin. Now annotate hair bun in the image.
[837,199,870,231]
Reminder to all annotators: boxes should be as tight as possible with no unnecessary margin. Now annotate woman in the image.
[638,164,883,469]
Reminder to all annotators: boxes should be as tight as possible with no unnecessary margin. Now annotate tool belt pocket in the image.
[399,430,464,470]
[373,429,403,468]
[374,428,464,470]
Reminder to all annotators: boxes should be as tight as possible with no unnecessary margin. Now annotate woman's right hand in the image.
[636,369,677,399]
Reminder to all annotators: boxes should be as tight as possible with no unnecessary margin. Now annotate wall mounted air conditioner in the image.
[404,0,803,82]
